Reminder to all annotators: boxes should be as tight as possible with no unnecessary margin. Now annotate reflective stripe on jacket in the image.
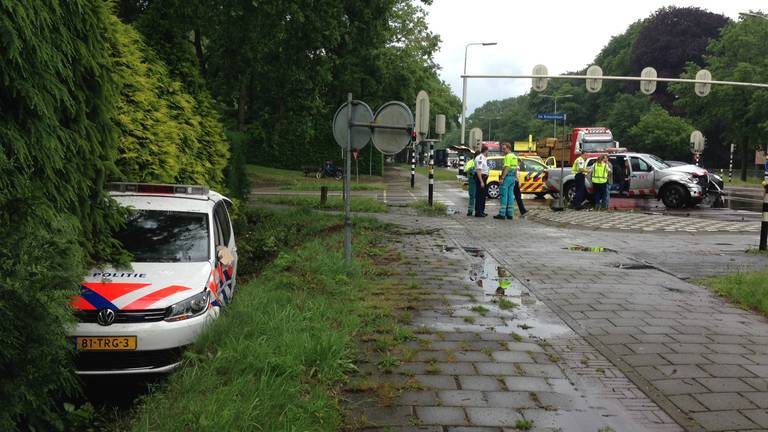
[572,156,585,175]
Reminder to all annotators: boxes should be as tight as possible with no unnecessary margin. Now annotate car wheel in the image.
[661,183,688,209]
[486,182,500,199]
[563,182,575,206]
[335,170,344,180]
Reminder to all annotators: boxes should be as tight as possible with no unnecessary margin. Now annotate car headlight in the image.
[165,290,209,322]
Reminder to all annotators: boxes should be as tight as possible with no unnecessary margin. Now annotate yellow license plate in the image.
[76,336,137,351]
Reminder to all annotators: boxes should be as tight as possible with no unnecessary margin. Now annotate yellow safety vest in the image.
[592,162,608,184]
[572,156,585,175]
[465,159,475,174]
[503,153,518,170]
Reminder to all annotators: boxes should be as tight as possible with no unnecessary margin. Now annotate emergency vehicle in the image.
[70,183,237,374]
[486,156,550,199]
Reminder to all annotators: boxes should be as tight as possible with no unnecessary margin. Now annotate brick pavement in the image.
[346,215,680,431]
[528,208,760,233]
[438,211,768,432]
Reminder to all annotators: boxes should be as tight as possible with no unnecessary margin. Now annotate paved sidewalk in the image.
[346,218,680,431]
[438,212,768,431]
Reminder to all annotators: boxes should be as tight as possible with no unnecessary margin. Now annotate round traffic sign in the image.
[695,69,712,97]
[333,100,373,150]
[586,65,603,93]
[372,101,414,155]
[640,67,657,95]
[532,65,549,92]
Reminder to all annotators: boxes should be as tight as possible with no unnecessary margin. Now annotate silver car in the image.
[546,152,703,209]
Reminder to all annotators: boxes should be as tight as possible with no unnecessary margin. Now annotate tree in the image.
[630,7,728,112]
[627,105,695,160]
[672,15,768,177]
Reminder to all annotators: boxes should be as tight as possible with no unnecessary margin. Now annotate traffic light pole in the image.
[410,144,415,188]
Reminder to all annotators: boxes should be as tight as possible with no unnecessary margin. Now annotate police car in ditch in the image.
[70,183,237,374]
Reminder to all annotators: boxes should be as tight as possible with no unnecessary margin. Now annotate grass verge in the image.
[246,164,383,191]
[120,209,401,431]
[698,269,768,315]
[253,195,387,213]
[405,164,460,182]
[408,199,447,216]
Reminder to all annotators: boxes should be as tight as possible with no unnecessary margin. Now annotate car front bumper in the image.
[71,307,218,374]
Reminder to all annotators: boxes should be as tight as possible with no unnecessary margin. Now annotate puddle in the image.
[616,263,656,270]
[566,245,614,253]
[462,247,572,340]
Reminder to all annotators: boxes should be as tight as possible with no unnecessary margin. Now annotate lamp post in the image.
[539,94,573,210]
[460,42,497,148]
[741,11,768,250]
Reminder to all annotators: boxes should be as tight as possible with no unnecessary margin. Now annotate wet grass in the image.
[253,195,387,213]
[698,269,768,315]
[246,164,384,191]
[408,199,447,216]
[406,164,460,182]
[119,210,401,431]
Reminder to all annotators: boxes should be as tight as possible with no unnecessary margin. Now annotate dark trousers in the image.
[593,183,608,209]
[572,173,586,209]
[513,181,527,214]
[475,174,488,215]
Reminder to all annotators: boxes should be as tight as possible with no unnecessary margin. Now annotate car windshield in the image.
[646,154,671,170]
[115,210,209,263]
[581,141,615,153]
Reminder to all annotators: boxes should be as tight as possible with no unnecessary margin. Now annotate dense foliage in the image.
[466,6,751,165]
[0,1,124,429]
[120,0,460,173]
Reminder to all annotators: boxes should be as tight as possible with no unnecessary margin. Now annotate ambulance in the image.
[70,183,238,374]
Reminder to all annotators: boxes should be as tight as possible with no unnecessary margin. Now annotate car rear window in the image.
[115,210,209,262]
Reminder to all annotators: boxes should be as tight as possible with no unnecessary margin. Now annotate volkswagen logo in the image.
[96,308,116,326]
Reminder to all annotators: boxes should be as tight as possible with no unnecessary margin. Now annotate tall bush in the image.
[0,1,125,429]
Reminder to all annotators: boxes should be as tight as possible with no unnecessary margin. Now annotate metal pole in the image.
[428,141,434,206]
[410,144,415,188]
[462,73,768,89]
[344,93,353,267]
[369,142,372,176]
[729,143,734,183]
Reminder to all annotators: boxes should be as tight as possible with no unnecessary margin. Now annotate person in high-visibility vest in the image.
[590,154,610,210]
[495,143,518,220]
[571,153,588,210]
[465,151,479,216]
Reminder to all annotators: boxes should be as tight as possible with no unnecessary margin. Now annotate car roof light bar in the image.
[108,182,209,195]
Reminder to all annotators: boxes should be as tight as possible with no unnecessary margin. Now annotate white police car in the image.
[70,183,237,374]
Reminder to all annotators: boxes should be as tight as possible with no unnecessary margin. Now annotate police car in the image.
[70,183,237,374]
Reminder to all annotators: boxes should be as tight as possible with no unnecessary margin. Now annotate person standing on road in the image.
[513,165,528,217]
[571,153,587,210]
[590,154,610,210]
[474,145,490,217]
[495,143,518,220]
[465,151,479,216]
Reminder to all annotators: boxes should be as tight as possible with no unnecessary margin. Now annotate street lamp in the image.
[460,42,497,147]
[538,94,573,210]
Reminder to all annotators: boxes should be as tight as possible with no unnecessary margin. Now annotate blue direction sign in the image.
[537,113,565,121]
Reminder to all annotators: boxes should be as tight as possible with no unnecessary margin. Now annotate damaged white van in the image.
[70,183,237,374]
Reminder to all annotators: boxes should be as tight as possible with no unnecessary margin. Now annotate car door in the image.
[518,159,546,194]
[213,202,238,304]
[628,156,654,196]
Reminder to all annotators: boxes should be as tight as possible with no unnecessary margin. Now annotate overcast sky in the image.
[425,0,766,116]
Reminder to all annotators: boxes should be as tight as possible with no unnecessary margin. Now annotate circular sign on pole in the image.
[372,101,414,155]
[532,64,549,92]
[690,130,706,153]
[333,100,373,150]
[586,65,603,93]
[640,67,657,95]
[415,90,430,140]
[469,128,483,150]
[435,114,446,136]
[695,69,712,97]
